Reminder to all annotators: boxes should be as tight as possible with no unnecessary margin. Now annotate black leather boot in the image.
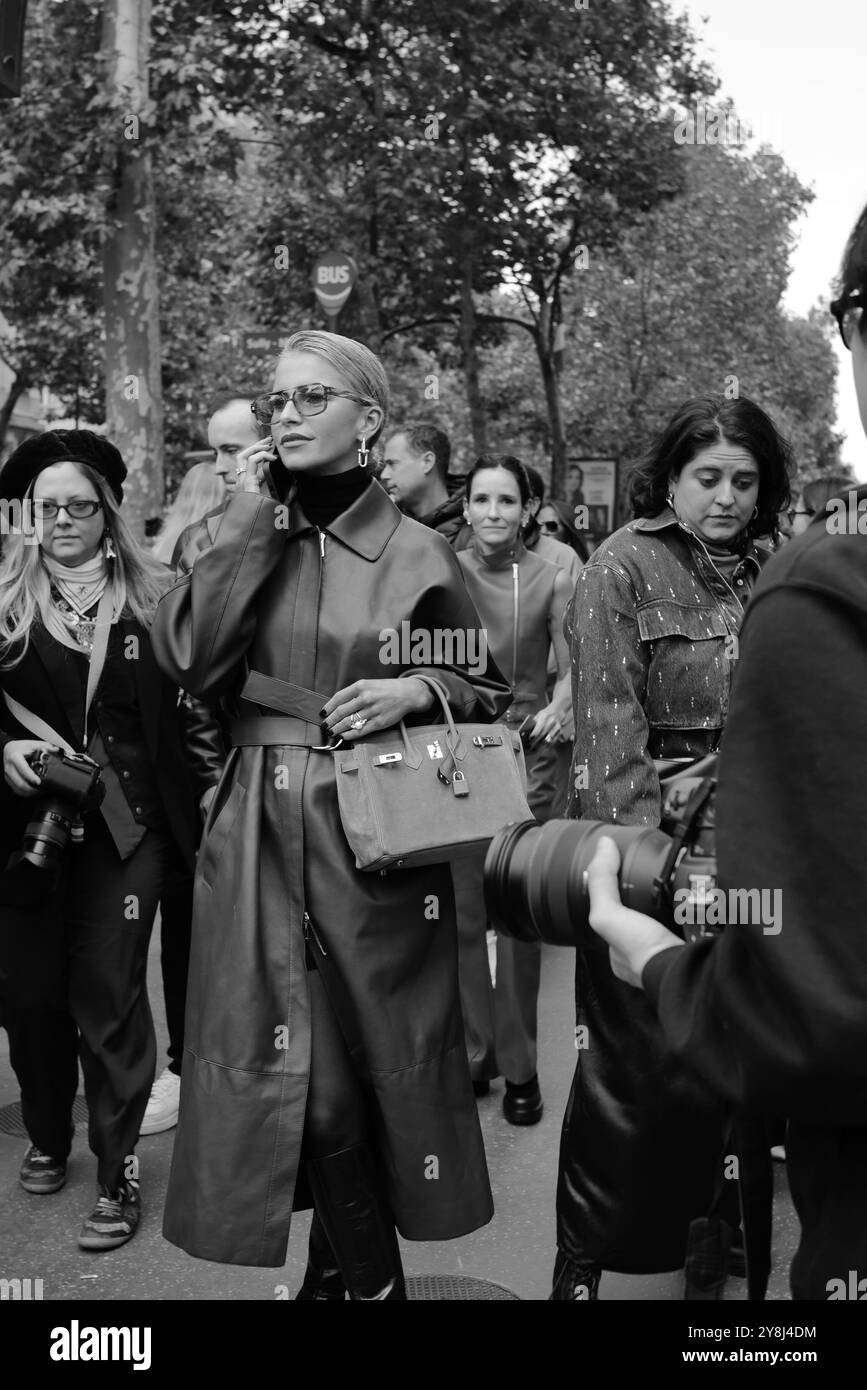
[550,1249,601,1301]
[295,1211,347,1301]
[307,1145,406,1301]
[683,1216,735,1300]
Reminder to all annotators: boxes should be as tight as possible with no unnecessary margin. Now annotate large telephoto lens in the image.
[484,818,673,947]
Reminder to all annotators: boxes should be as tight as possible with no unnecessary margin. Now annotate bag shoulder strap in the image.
[2,691,75,755]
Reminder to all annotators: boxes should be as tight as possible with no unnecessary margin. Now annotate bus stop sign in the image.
[312,252,358,320]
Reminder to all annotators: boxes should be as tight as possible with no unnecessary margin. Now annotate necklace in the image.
[50,587,99,652]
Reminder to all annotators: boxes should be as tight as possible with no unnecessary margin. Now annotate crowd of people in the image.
[1,198,866,1302]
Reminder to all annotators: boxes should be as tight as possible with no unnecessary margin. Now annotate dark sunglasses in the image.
[540,519,564,534]
[830,293,866,350]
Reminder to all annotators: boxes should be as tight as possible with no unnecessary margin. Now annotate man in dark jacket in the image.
[379,423,471,547]
[584,205,867,1299]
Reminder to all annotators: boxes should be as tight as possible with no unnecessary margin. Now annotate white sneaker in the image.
[140,1068,181,1135]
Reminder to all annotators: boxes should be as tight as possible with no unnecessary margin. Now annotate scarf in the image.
[42,552,109,616]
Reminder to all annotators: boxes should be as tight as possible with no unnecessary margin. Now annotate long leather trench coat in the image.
[150,480,511,1267]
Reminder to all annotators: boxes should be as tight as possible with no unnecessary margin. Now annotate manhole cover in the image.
[406,1275,520,1300]
[0,1096,89,1138]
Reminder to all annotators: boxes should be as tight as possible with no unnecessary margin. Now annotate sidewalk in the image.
[0,931,797,1301]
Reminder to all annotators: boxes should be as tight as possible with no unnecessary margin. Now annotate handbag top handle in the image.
[397,674,464,770]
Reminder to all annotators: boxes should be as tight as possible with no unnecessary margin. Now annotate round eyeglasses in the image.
[830,294,865,351]
[32,499,103,520]
[251,384,373,428]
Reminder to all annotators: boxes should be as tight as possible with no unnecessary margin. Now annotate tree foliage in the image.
[0,0,843,515]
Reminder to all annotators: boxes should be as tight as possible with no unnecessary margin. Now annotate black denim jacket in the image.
[565,508,770,826]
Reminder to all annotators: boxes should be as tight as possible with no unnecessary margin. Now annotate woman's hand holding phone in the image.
[236,437,278,496]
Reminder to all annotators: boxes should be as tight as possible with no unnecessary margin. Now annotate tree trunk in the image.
[101,0,163,539]
[460,249,487,455]
[0,368,29,454]
[536,301,567,494]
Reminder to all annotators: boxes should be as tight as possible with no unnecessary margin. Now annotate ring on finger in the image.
[348,711,367,731]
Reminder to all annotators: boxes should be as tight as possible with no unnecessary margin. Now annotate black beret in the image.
[0,430,127,503]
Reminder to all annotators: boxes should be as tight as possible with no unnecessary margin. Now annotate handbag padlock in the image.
[451,770,469,797]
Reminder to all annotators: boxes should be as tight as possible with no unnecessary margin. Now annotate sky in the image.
[677,0,867,477]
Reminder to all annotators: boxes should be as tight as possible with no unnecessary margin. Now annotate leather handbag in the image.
[333,674,533,872]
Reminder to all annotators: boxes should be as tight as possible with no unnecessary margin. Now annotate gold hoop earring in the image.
[357,437,369,469]
[751,506,759,520]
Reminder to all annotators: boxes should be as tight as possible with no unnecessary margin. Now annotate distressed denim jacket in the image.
[566,508,770,826]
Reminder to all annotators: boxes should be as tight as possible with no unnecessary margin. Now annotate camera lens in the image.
[18,800,76,871]
[484,818,673,947]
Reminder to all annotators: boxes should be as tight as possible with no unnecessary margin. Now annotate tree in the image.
[228,0,717,489]
[555,142,842,514]
[0,0,107,452]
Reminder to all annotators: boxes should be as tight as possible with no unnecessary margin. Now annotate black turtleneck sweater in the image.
[291,466,372,529]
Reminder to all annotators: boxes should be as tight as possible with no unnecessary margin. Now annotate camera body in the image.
[7,749,105,873]
[484,756,718,947]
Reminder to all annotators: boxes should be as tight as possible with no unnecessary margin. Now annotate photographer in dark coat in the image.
[585,203,867,1299]
[0,431,222,1252]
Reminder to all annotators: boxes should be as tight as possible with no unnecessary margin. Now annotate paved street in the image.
[0,927,798,1302]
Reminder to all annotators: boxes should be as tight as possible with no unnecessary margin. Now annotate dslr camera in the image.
[8,749,105,873]
[484,755,718,946]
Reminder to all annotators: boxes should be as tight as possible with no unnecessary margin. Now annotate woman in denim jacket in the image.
[554,397,791,1299]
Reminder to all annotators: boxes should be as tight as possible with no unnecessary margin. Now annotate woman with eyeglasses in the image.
[0,430,222,1253]
[787,472,855,538]
[151,331,510,1299]
[553,396,791,1300]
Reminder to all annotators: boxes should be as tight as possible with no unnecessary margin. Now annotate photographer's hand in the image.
[3,739,58,796]
[587,836,683,988]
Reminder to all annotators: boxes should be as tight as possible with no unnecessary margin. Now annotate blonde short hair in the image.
[276,331,389,444]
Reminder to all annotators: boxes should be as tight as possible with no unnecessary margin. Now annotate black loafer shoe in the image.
[503,1076,543,1125]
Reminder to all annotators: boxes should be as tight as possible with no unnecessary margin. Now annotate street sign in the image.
[241,330,287,356]
[312,252,358,320]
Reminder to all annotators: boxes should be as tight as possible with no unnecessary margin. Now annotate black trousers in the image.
[0,816,178,1190]
[158,874,194,1076]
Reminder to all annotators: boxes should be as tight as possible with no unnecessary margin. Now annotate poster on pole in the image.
[567,457,618,539]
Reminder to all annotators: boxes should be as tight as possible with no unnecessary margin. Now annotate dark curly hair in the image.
[628,397,792,538]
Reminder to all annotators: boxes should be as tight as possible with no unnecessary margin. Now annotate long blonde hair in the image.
[152,462,227,565]
[0,463,169,668]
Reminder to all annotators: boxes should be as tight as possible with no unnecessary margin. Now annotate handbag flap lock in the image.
[451,770,469,798]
